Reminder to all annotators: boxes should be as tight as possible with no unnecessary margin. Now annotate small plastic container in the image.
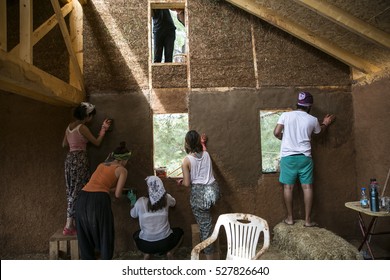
[155,167,167,178]
[360,187,369,208]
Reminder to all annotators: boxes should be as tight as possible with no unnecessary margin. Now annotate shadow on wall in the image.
[84,0,149,92]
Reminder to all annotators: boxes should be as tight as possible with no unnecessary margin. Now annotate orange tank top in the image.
[82,163,119,193]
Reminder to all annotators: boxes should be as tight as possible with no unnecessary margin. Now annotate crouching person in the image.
[131,176,183,260]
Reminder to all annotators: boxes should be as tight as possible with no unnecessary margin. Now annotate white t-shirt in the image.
[187,151,216,185]
[130,194,175,241]
[277,110,321,157]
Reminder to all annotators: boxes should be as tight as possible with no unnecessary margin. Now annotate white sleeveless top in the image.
[187,151,216,185]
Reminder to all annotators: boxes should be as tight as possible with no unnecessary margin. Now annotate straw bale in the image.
[152,64,188,88]
[273,220,362,260]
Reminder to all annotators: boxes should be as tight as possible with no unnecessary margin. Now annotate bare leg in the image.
[301,183,313,226]
[65,217,73,229]
[283,184,294,224]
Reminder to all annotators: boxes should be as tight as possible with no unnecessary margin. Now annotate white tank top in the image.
[187,151,216,185]
[66,124,88,152]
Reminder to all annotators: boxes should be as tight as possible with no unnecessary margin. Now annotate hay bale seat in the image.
[273,220,362,260]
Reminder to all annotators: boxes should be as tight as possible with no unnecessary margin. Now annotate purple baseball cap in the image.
[297,92,313,107]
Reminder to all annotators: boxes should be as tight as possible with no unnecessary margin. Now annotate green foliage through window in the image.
[153,114,189,177]
[260,110,287,173]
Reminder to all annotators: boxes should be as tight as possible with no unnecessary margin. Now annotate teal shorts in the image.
[279,155,313,185]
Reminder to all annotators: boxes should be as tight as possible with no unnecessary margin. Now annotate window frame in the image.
[149,1,187,65]
[259,109,291,174]
[152,112,189,178]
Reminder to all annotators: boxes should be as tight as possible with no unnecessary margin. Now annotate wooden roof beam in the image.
[10,1,73,56]
[293,0,390,49]
[19,0,33,63]
[225,0,381,74]
[0,50,84,106]
[150,0,185,9]
[61,0,88,5]
[51,0,85,93]
[0,0,6,51]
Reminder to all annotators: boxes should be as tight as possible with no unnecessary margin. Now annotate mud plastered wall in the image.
[188,88,357,233]
[353,77,390,251]
[2,0,384,258]
[0,93,71,256]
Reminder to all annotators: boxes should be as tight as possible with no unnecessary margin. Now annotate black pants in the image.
[153,29,176,63]
[76,191,115,259]
[133,227,183,255]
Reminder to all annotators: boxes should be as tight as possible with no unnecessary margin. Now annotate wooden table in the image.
[345,201,390,259]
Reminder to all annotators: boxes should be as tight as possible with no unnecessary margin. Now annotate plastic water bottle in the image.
[360,188,369,208]
[369,179,379,212]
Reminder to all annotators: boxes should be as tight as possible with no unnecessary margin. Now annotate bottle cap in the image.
[362,187,366,190]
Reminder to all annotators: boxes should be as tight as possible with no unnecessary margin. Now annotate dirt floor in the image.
[1,245,290,260]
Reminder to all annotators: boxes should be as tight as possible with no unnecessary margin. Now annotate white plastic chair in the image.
[191,213,270,260]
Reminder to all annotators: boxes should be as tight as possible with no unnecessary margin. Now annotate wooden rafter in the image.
[19,0,33,63]
[150,0,185,9]
[0,0,6,51]
[0,50,84,106]
[10,1,74,56]
[1,0,85,106]
[69,0,84,89]
[225,0,381,74]
[51,0,85,93]
[293,0,390,49]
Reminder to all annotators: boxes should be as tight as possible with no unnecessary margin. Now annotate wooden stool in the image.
[191,224,220,260]
[49,229,79,260]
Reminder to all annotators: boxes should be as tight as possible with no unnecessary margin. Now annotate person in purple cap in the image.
[273,92,335,227]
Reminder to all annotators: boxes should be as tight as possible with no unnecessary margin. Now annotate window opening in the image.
[153,113,189,177]
[260,110,289,173]
[151,8,186,63]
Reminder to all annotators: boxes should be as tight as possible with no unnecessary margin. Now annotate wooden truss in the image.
[0,0,86,106]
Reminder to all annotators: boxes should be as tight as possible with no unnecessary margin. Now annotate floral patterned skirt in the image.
[64,150,90,218]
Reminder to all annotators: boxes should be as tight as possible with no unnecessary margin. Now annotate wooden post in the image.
[51,0,85,93]
[10,2,74,56]
[0,0,6,51]
[69,0,83,89]
[19,0,33,63]
[382,168,390,197]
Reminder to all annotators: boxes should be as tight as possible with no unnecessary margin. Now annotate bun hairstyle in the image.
[104,141,131,162]
[73,102,96,120]
[114,141,129,155]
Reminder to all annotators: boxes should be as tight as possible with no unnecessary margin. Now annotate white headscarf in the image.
[145,176,166,205]
[81,102,95,114]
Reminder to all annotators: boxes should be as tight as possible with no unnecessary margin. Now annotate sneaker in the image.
[63,227,77,235]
